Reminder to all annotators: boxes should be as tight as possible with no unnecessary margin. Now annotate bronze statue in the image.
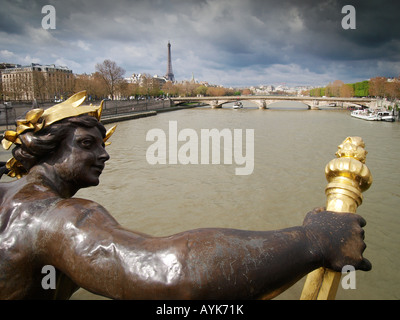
[0,92,371,300]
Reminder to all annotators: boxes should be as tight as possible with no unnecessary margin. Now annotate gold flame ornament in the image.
[1,91,116,178]
[300,136,372,300]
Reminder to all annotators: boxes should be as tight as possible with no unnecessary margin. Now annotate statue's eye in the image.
[80,138,94,149]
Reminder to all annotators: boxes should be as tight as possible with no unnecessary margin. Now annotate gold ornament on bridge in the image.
[301,136,372,300]
[335,136,367,163]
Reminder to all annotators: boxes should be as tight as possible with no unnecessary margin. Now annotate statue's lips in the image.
[92,165,105,173]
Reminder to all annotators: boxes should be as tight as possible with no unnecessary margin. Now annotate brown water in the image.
[2,102,399,299]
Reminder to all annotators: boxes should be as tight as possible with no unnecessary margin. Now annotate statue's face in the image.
[49,125,110,188]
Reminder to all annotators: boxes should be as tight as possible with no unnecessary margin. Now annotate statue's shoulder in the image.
[55,197,110,213]
[53,197,119,227]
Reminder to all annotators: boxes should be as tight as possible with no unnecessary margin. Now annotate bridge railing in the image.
[101,100,170,116]
[171,95,374,102]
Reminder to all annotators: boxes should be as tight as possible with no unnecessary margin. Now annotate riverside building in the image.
[1,63,74,101]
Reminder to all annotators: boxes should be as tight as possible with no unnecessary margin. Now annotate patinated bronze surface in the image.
[0,93,371,300]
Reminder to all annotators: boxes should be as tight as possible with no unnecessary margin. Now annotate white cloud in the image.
[26,27,63,47]
[74,40,91,51]
[54,57,81,70]
[0,50,15,59]
[0,49,41,65]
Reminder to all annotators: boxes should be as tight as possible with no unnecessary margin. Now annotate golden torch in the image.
[300,136,373,300]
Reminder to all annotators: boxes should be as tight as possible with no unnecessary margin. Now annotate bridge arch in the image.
[171,96,376,110]
[262,100,312,110]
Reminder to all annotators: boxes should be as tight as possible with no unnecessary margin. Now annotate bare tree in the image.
[162,81,179,97]
[326,80,344,97]
[385,79,400,101]
[95,60,125,100]
[340,84,354,97]
[369,76,387,98]
[32,70,47,102]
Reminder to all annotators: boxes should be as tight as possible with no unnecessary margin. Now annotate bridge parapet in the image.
[170,96,376,110]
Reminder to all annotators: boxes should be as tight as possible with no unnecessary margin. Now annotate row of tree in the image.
[0,59,252,102]
[2,58,399,102]
[305,77,400,100]
[77,59,246,100]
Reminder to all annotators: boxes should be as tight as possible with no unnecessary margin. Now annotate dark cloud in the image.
[0,13,24,35]
[0,0,399,87]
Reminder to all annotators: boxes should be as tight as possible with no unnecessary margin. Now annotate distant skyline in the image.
[1,0,399,88]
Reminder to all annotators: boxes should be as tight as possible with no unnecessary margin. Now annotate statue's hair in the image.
[0,115,106,179]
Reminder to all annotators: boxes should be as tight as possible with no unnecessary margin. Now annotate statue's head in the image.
[1,91,116,183]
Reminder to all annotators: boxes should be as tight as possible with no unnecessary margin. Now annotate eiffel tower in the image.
[165,41,175,82]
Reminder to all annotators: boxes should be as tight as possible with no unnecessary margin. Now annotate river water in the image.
[1,101,399,299]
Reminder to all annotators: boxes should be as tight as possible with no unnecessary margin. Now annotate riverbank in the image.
[101,104,200,124]
[0,104,201,137]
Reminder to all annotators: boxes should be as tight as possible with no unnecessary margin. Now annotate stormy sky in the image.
[0,0,399,87]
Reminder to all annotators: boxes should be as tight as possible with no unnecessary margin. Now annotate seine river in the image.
[1,101,399,299]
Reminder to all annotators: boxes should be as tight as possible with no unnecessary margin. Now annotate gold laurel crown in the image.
[1,91,116,178]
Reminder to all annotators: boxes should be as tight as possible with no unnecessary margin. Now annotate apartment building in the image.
[0,63,19,101]
[1,63,74,101]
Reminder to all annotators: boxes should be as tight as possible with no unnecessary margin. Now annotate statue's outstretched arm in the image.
[39,200,368,300]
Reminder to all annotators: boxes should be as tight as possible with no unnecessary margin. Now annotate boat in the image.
[377,111,396,122]
[351,109,377,121]
[233,101,243,109]
[351,108,396,122]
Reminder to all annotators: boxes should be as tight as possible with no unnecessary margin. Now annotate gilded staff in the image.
[300,136,372,300]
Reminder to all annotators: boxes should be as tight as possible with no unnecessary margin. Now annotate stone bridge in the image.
[171,96,376,110]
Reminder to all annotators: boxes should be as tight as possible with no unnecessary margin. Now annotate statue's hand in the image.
[303,207,372,272]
